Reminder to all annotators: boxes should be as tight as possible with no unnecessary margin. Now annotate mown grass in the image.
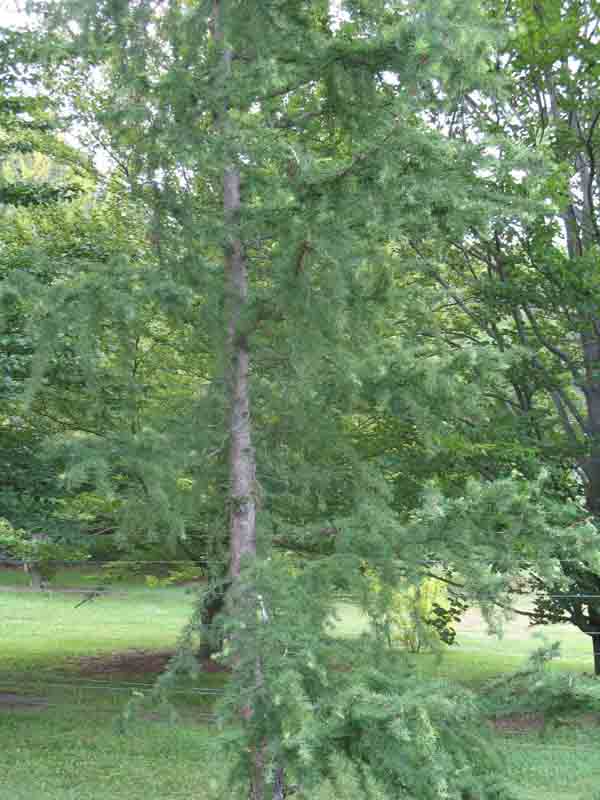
[335,601,598,680]
[2,569,600,799]
[0,713,218,800]
[0,570,225,800]
[0,583,195,672]
[503,730,600,800]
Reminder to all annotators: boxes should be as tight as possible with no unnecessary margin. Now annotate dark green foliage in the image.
[429,594,469,646]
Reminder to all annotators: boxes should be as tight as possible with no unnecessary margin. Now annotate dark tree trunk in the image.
[25,563,44,591]
[591,634,600,676]
[197,580,229,662]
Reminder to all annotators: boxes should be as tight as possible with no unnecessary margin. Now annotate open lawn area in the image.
[2,571,600,799]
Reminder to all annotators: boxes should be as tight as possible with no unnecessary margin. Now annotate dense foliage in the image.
[3,0,600,797]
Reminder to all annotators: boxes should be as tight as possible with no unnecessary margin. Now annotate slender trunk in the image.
[25,563,44,591]
[224,166,257,579]
[211,5,268,797]
[211,2,256,584]
[25,533,49,591]
[224,137,268,800]
[589,634,600,676]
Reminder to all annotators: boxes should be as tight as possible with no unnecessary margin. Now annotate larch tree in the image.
[22,0,538,796]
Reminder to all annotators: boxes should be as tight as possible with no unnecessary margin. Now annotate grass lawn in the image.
[0,569,225,800]
[0,714,217,800]
[335,600,598,679]
[0,582,196,673]
[2,569,600,799]
[503,730,600,800]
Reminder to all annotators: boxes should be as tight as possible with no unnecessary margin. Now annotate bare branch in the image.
[522,304,580,379]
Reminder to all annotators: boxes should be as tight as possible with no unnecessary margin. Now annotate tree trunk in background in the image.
[24,533,48,591]
[592,634,600,676]
[25,563,44,590]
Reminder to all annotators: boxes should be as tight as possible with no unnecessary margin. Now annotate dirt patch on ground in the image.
[73,649,175,676]
[491,711,600,734]
[491,712,546,733]
[0,693,48,711]
[71,649,229,676]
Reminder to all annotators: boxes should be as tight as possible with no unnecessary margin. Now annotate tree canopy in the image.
[4,1,600,797]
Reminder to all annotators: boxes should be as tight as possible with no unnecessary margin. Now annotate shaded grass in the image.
[0,564,153,588]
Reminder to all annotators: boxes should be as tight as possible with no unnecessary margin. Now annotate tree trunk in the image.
[591,634,600,676]
[212,4,267,797]
[224,165,257,578]
[25,563,44,591]
[224,154,269,800]
[24,533,49,591]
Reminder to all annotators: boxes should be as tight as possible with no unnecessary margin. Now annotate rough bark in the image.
[211,4,270,797]
[224,165,257,581]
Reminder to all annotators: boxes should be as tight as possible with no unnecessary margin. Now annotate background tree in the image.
[401,0,600,671]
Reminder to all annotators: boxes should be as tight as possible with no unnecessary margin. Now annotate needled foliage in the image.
[206,558,513,800]
[397,0,600,664]
[7,0,576,796]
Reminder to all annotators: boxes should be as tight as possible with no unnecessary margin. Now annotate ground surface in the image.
[2,569,600,799]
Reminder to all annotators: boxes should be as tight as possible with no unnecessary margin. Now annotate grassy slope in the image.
[2,572,600,799]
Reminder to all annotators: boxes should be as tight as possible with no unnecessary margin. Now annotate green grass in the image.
[2,571,600,799]
[0,713,218,800]
[334,600,598,680]
[0,571,225,800]
[502,729,600,800]
[0,583,195,672]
